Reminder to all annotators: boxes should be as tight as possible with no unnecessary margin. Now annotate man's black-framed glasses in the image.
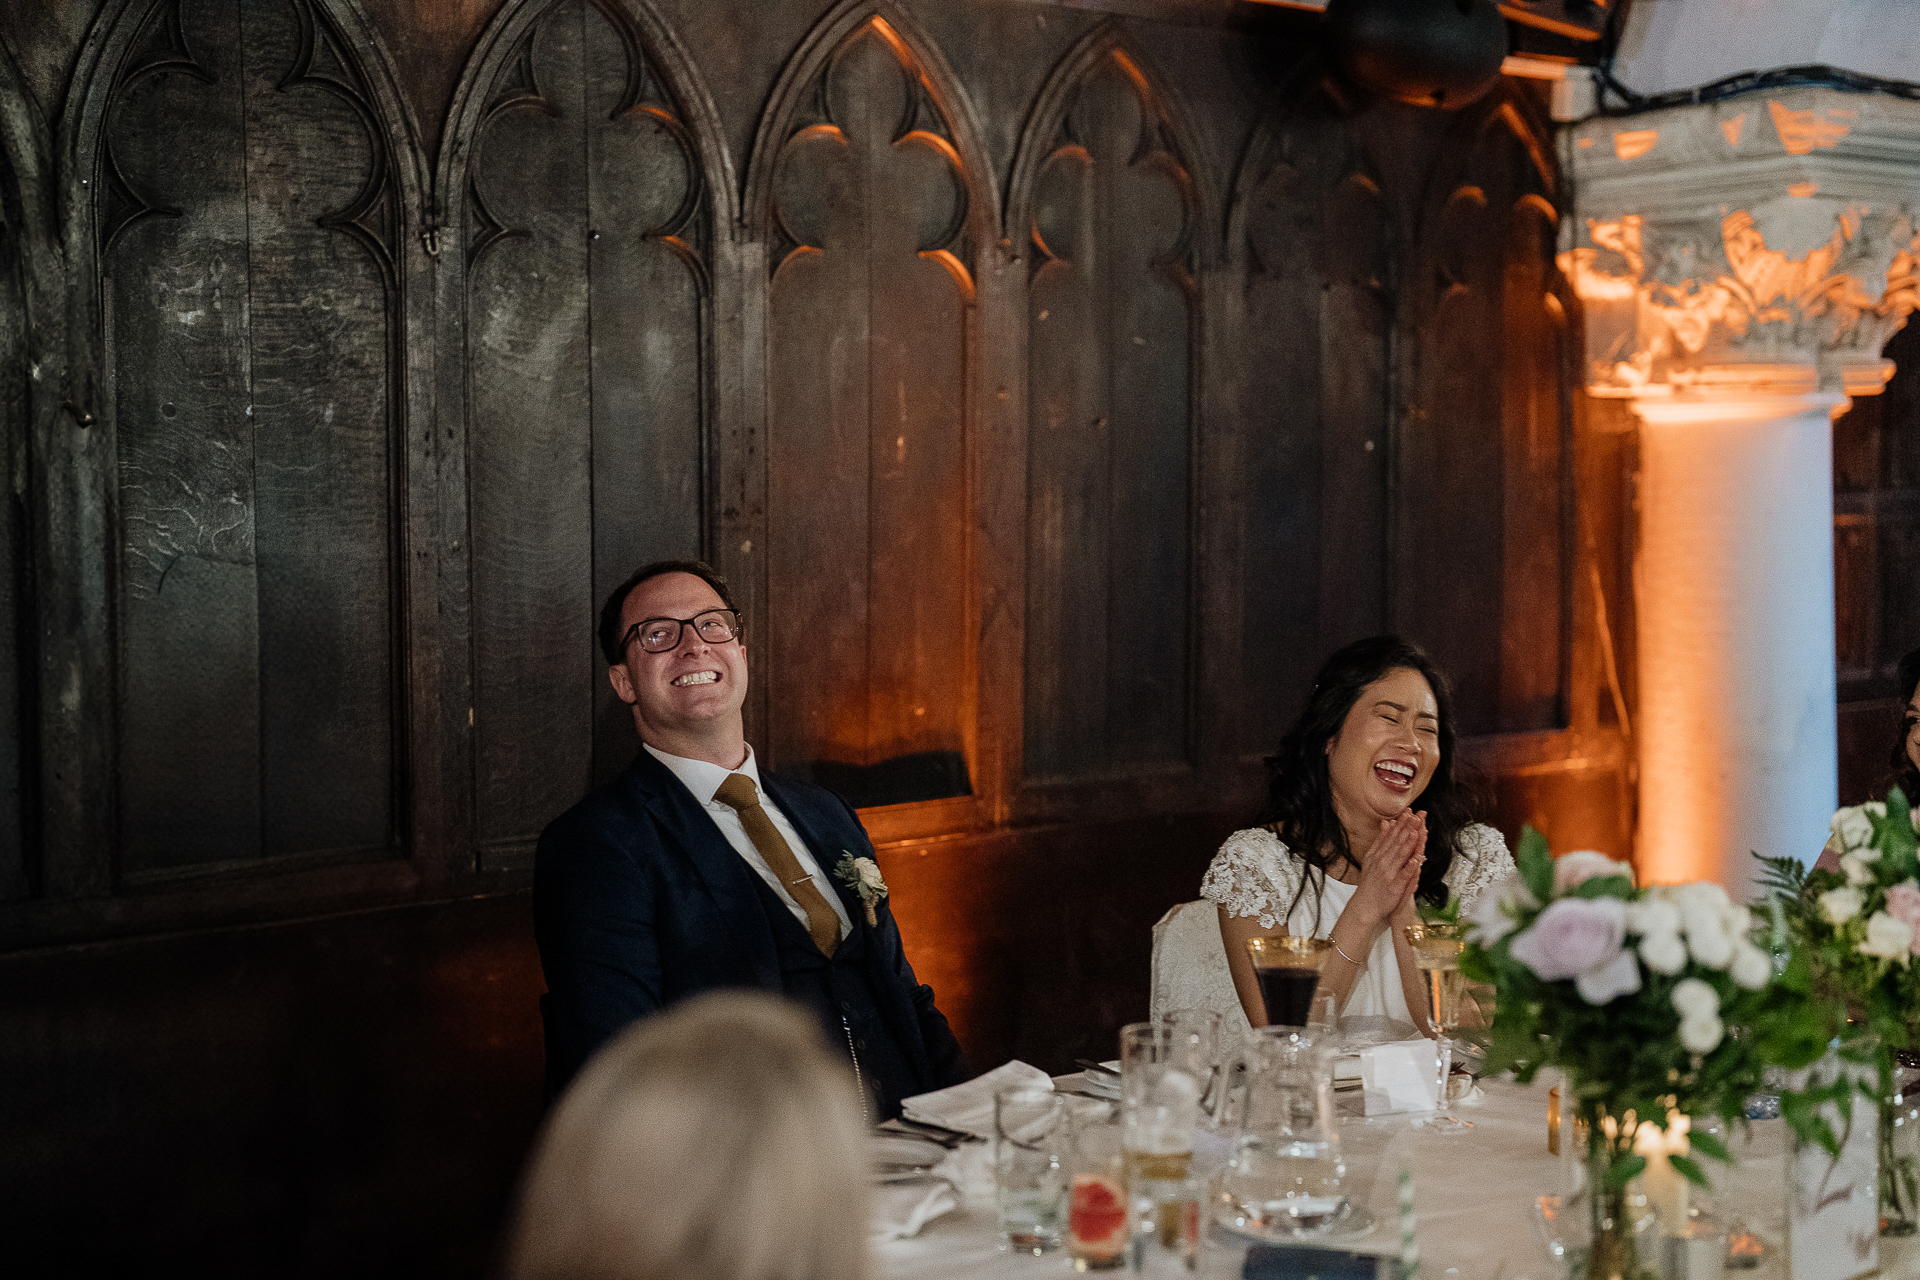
[622,609,743,655]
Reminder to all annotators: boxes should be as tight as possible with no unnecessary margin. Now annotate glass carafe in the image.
[1213,1026,1347,1238]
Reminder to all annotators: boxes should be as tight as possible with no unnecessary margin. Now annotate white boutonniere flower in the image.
[834,852,888,927]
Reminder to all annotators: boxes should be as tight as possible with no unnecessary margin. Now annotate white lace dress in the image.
[1150,824,1513,1039]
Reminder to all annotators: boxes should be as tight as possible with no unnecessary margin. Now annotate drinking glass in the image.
[1306,989,1339,1043]
[1403,920,1472,1134]
[1130,1171,1203,1276]
[1065,1099,1129,1271]
[994,1085,1065,1253]
[1119,1023,1203,1186]
[1244,935,1333,1027]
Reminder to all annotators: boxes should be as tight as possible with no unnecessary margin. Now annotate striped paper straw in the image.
[1398,1166,1418,1279]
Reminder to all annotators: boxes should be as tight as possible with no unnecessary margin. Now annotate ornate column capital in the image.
[1561,88,1920,398]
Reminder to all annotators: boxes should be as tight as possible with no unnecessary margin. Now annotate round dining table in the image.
[875,1074,1920,1280]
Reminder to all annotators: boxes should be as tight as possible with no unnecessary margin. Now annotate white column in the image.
[1561,87,1920,895]
[1631,388,1842,897]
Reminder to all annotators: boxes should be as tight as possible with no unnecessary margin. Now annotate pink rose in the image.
[1886,881,1920,955]
[1509,897,1630,981]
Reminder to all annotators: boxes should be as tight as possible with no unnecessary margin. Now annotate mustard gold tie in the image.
[713,773,840,957]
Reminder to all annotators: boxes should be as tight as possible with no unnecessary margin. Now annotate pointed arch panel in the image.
[751,5,989,808]
[1230,81,1396,756]
[1013,29,1198,782]
[85,0,409,872]
[451,0,720,850]
[1397,93,1572,736]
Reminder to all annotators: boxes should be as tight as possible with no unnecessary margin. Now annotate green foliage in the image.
[1603,1153,1647,1189]
[1465,826,1846,1184]
[1668,1154,1708,1189]
[1516,826,1553,905]
[1688,1129,1730,1163]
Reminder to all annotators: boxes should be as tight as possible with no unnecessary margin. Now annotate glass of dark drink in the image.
[1244,935,1333,1027]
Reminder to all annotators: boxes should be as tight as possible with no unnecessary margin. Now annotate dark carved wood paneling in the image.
[1232,86,1394,756]
[462,0,710,852]
[1397,100,1570,737]
[757,10,979,808]
[100,0,400,873]
[1017,31,1196,783]
[0,121,25,895]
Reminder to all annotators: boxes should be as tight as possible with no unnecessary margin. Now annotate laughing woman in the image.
[1155,636,1514,1037]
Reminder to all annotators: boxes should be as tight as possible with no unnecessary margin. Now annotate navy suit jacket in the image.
[533,749,967,1094]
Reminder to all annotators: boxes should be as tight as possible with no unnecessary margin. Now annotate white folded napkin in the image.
[1360,1038,1442,1115]
[900,1060,1052,1139]
[870,1142,994,1241]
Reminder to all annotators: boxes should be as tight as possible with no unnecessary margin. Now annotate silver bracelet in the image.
[1332,940,1362,967]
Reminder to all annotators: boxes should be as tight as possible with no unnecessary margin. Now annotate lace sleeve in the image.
[1444,823,1516,913]
[1199,829,1303,932]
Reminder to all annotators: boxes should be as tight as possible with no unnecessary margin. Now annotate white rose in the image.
[1867,802,1888,818]
[1627,898,1682,937]
[1718,903,1753,936]
[855,858,886,891]
[1671,977,1720,1020]
[1841,853,1875,886]
[1639,930,1689,975]
[1821,887,1865,925]
[1680,1014,1725,1054]
[1832,805,1875,852]
[1553,850,1636,895]
[1685,917,1734,970]
[1729,942,1774,990]
[1466,874,1535,945]
[1670,882,1731,913]
[1861,911,1914,963]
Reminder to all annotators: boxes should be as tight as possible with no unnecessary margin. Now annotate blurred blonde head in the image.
[503,992,870,1280]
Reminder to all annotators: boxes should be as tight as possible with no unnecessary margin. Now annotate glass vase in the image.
[1577,1111,1655,1280]
[1881,1051,1920,1237]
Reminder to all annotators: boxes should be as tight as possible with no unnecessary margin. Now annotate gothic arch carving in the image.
[743,0,995,250]
[743,1,990,807]
[441,0,729,852]
[62,0,423,872]
[1011,21,1202,782]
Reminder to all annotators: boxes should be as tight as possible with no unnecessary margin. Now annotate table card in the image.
[1358,1039,1439,1116]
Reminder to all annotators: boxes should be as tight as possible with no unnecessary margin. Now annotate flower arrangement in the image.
[1757,787,1920,1232]
[1463,828,1832,1278]
[1758,788,1920,1052]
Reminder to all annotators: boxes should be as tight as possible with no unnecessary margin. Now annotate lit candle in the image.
[1633,1112,1691,1235]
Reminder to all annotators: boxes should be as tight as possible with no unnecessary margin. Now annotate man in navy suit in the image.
[534,560,967,1114]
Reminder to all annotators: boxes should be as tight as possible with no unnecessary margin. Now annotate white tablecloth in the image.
[876,1075,1920,1280]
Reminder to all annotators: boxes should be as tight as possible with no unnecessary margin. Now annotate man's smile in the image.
[672,671,720,687]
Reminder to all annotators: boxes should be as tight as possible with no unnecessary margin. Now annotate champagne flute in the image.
[1403,921,1472,1133]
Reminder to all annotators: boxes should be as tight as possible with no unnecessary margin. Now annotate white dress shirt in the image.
[643,743,853,940]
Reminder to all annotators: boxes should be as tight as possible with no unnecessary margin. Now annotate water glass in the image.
[1066,1100,1129,1271]
[1119,1023,1203,1180]
[1130,1173,1203,1275]
[994,1085,1064,1254]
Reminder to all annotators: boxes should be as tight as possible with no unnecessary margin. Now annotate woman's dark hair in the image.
[1890,647,1920,807]
[1255,635,1479,929]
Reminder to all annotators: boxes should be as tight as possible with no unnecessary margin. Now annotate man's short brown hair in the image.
[598,560,740,665]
